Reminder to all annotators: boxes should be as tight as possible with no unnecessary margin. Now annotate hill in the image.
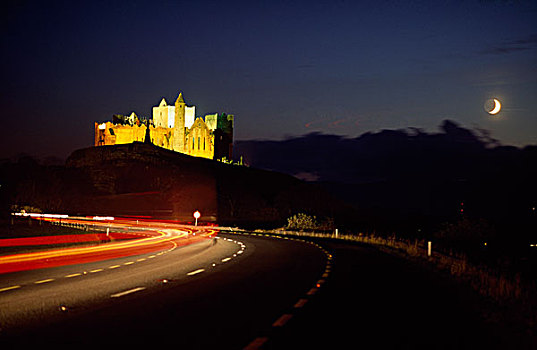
[234,120,537,240]
[1,142,354,228]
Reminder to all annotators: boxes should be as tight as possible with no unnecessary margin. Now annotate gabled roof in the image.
[159,98,167,107]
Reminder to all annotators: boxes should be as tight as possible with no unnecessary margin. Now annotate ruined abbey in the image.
[94,92,234,160]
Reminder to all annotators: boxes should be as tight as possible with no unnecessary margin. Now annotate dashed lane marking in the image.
[243,337,269,350]
[110,287,146,298]
[294,298,308,308]
[0,235,188,293]
[0,285,21,293]
[272,314,293,327]
[306,288,318,295]
[65,273,82,278]
[229,231,332,349]
[34,278,54,284]
[186,268,205,276]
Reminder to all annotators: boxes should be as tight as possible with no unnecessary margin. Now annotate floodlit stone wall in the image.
[95,122,174,150]
[186,117,214,159]
[95,92,233,160]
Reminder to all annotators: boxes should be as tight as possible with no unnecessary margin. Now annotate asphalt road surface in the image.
[261,238,529,350]
[1,231,529,349]
[0,232,327,349]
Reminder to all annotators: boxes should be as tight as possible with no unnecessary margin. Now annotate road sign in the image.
[193,211,201,226]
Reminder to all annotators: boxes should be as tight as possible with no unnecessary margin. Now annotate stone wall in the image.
[94,122,174,152]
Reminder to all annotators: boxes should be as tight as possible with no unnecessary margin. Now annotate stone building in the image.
[95,92,234,160]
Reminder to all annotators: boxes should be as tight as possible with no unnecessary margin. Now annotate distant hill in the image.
[234,120,537,239]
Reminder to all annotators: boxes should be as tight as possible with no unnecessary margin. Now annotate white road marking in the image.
[186,268,205,276]
[110,287,146,298]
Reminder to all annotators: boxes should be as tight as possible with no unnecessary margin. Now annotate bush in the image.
[287,213,317,230]
[286,213,334,231]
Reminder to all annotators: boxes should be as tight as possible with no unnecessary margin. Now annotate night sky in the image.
[1,0,536,159]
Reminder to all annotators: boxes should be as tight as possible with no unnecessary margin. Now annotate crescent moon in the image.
[488,98,501,115]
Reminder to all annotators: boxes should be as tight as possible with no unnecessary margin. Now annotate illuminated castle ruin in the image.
[95,92,234,160]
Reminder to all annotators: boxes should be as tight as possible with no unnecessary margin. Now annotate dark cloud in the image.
[481,34,537,55]
[235,120,495,184]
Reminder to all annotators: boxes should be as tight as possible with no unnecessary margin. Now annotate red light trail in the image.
[0,216,217,274]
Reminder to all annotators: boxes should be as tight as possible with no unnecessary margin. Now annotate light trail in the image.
[0,232,138,247]
[0,216,218,274]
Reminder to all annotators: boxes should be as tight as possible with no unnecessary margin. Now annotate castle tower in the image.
[173,92,186,152]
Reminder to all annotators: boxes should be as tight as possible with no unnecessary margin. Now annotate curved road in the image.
[0,229,328,349]
[1,227,529,349]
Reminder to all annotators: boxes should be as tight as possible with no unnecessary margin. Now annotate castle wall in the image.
[95,92,233,161]
[185,118,214,159]
[185,106,196,128]
[153,105,175,128]
[111,123,146,144]
[95,122,174,151]
[205,113,218,131]
[150,127,173,149]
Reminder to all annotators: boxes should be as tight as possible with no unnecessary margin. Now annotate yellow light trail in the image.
[0,230,169,264]
[0,217,218,274]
